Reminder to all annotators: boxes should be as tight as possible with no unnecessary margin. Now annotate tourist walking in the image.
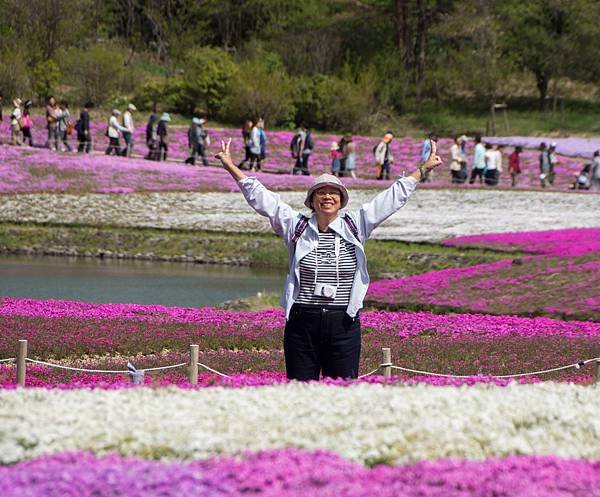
[239,119,253,169]
[185,117,209,166]
[449,135,467,184]
[591,150,600,192]
[539,142,549,188]
[344,135,357,179]
[248,120,262,172]
[106,109,128,155]
[145,114,159,160]
[469,135,486,184]
[46,96,59,151]
[56,102,72,152]
[257,118,267,165]
[21,100,33,146]
[76,102,93,153]
[330,141,342,176]
[508,146,522,187]
[547,142,558,185]
[121,103,136,157]
[157,112,170,161]
[291,126,314,175]
[214,137,442,380]
[483,143,500,186]
[10,98,23,146]
[374,132,394,180]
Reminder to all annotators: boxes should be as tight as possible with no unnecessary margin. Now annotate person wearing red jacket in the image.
[508,146,522,187]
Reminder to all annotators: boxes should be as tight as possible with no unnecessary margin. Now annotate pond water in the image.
[0,255,285,308]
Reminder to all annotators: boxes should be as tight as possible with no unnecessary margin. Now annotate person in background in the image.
[344,135,357,179]
[121,103,136,157]
[106,109,128,155]
[46,96,59,151]
[10,98,22,146]
[145,114,158,160]
[0,94,3,124]
[469,134,486,184]
[337,134,350,176]
[420,132,437,182]
[570,163,591,190]
[291,125,313,175]
[508,146,522,187]
[330,141,342,176]
[374,131,394,180]
[21,100,34,146]
[591,150,600,192]
[483,143,498,186]
[76,102,93,153]
[257,118,267,166]
[238,119,253,169]
[185,117,208,166]
[539,142,549,188]
[248,119,262,172]
[157,112,170,161]
[56,101,72,152]
[449,135,466,184]
[547,142,558,186]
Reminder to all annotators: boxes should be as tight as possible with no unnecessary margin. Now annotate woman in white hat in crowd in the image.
[121,103,137,157]
[10,98,22,146]
[215,138,442,381]
[106,109,128,155]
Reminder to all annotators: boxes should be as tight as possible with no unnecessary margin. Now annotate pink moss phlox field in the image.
[369,228,600,318]
[0,123,591,193]
[443,228,600,257]
[2,297,600,347]
[1,450,599,497]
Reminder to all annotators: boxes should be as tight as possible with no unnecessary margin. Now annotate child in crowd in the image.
[330,141,342,176]
[508,146,522,187]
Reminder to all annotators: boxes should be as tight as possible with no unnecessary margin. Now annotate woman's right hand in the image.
[423,139,442,171]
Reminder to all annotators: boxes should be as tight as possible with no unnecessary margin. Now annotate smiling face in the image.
[311,186,342,215]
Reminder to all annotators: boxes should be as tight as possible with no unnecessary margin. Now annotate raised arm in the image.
[215,139,298,240]
[357,139,442,240]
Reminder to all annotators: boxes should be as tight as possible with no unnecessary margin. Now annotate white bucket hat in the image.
[127,103,137,111]
[304,173,349,209]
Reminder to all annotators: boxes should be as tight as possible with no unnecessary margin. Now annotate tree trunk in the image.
[414,0,427,105]
[536,72,548,110]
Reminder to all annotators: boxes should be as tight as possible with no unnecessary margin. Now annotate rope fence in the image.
[2,342,599,387]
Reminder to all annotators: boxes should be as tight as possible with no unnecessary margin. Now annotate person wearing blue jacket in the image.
[214,137,443,381]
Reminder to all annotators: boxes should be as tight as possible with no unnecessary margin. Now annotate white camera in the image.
[314,283,337,299]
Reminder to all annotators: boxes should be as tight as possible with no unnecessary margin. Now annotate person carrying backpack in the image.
[291,125,313,175]
[213,137,443,381]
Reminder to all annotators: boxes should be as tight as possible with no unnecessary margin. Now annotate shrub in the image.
[221,54,295,125]
[59,44,125,105]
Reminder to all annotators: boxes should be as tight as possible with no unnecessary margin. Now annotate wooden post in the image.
[380,348,391,378]
[17,340,27,387]
[592,360,600,384]
[490,103,496,136]
[189,344,199,385]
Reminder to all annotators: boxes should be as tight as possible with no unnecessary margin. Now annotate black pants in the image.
[105,137,120,155]
[292,154,310,175]
[284,304,361,381]
[469,167,484,184]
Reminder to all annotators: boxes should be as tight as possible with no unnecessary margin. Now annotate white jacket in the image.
[123,111,135,133]
[108,115,128,138]
[238,176,418,318]
[374,141,394,164]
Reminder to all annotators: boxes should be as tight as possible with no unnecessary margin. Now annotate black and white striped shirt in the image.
[296,232,357,306]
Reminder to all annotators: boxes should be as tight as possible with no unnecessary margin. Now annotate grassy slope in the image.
[0,222,504,279]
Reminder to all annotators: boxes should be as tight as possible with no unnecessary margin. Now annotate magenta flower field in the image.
[0,118,591,193]
[368,228,600,321]
[2,450,598,497]
[1,296,599,388]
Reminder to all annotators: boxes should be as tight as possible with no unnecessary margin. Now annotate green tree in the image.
[31,60,61,102]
